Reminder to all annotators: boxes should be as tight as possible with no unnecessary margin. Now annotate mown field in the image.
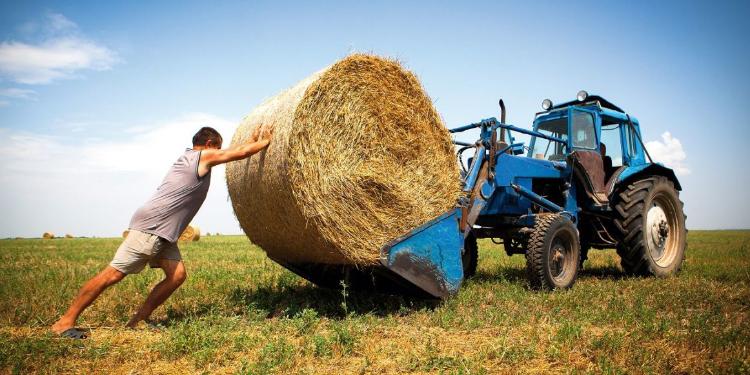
[0,231,748,374]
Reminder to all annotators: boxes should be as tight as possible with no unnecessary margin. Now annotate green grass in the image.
[0,231,748,374]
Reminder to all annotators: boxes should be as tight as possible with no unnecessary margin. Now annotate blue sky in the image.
[0,0,748,237]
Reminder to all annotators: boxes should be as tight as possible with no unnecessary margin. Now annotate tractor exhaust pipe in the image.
[498,99,506,142]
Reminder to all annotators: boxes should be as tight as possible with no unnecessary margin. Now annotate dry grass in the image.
[1,231,748,374]
[225,54,460,265]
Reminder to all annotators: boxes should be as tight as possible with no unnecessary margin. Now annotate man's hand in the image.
[262,126,274,140]
[250,125,262,142]
[251,125,273,142]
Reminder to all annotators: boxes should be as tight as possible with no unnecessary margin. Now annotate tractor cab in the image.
[529,91,648,207]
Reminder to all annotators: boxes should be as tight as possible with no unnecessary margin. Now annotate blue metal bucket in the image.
[379,209,464,298]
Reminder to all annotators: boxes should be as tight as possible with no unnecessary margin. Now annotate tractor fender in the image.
[616,163,682,191]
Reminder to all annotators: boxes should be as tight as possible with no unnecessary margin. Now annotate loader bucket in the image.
[270,209,465,299]
[378,209,464,298]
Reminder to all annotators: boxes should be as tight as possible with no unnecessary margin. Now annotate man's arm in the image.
[198,133,272,176]
[202,139,270,166]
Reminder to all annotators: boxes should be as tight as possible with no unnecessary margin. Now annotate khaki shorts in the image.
[110,229,182,274]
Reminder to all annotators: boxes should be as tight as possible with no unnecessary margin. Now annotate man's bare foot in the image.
[51,318,74,334]
[125,315,142,329]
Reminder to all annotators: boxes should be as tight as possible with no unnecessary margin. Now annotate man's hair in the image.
[192,127,223,146]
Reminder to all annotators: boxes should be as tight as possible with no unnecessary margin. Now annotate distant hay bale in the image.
[122,230,130,238]
[178,225,200,242]
[42,232,55,240]
[226,54,460,266]
[64,234,73,239]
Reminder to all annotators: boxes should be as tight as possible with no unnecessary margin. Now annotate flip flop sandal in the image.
[60,328,88,339]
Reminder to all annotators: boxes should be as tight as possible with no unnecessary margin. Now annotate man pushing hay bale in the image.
[52,123,272,338]
[226,54,460,266]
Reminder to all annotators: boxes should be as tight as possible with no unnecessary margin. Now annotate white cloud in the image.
[0,113,244,238]
[0,88,36,100]
[80,113,235,174]
[645,132,690,175]
[1,113,235,175]
[47,13,77,32]
[0,13,118,84]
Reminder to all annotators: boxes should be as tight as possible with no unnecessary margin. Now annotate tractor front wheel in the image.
[462,233,478,278]
[525,213,581,290]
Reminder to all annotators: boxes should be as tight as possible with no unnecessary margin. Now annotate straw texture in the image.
[226,54,460,265]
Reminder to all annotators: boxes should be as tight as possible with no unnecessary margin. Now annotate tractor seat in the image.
[567,150,609,205]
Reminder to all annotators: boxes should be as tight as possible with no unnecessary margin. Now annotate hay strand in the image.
[226,54,460,265]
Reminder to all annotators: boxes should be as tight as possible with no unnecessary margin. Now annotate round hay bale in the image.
[122,230,130,238]
[226,54,460,265]
[191,226,200,241]
[64,234,74,239]
[42,232,55,239]
[178,225,200,242]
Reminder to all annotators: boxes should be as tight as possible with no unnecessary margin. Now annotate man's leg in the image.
[51,266,126,334]
[126,259,186,328]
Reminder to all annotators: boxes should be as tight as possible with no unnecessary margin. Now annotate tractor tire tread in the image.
[613,176,687,276]
[525,213,580,290]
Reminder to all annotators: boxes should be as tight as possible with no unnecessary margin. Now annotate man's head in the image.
[192,127,223,149]
[600,142,607,156]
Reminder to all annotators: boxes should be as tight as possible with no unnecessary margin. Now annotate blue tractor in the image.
[277,91,687,299]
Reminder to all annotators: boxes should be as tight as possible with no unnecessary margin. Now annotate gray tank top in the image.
[129,149,211,242]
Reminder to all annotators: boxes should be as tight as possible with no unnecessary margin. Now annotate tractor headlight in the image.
[542,99,553,110]
[577,90,588,101]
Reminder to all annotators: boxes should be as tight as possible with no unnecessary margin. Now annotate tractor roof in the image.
[550,95,625,113]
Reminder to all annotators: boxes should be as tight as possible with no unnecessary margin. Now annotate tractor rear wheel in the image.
[525,213,580,290]
[614,176,687,276]
[462,233,478,278]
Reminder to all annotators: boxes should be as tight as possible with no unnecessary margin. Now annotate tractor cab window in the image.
[599,122,624,168]
[532,117,568,161]
[571,111,596,149]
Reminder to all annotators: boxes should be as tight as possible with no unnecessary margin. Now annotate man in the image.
[51,126,271,339]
